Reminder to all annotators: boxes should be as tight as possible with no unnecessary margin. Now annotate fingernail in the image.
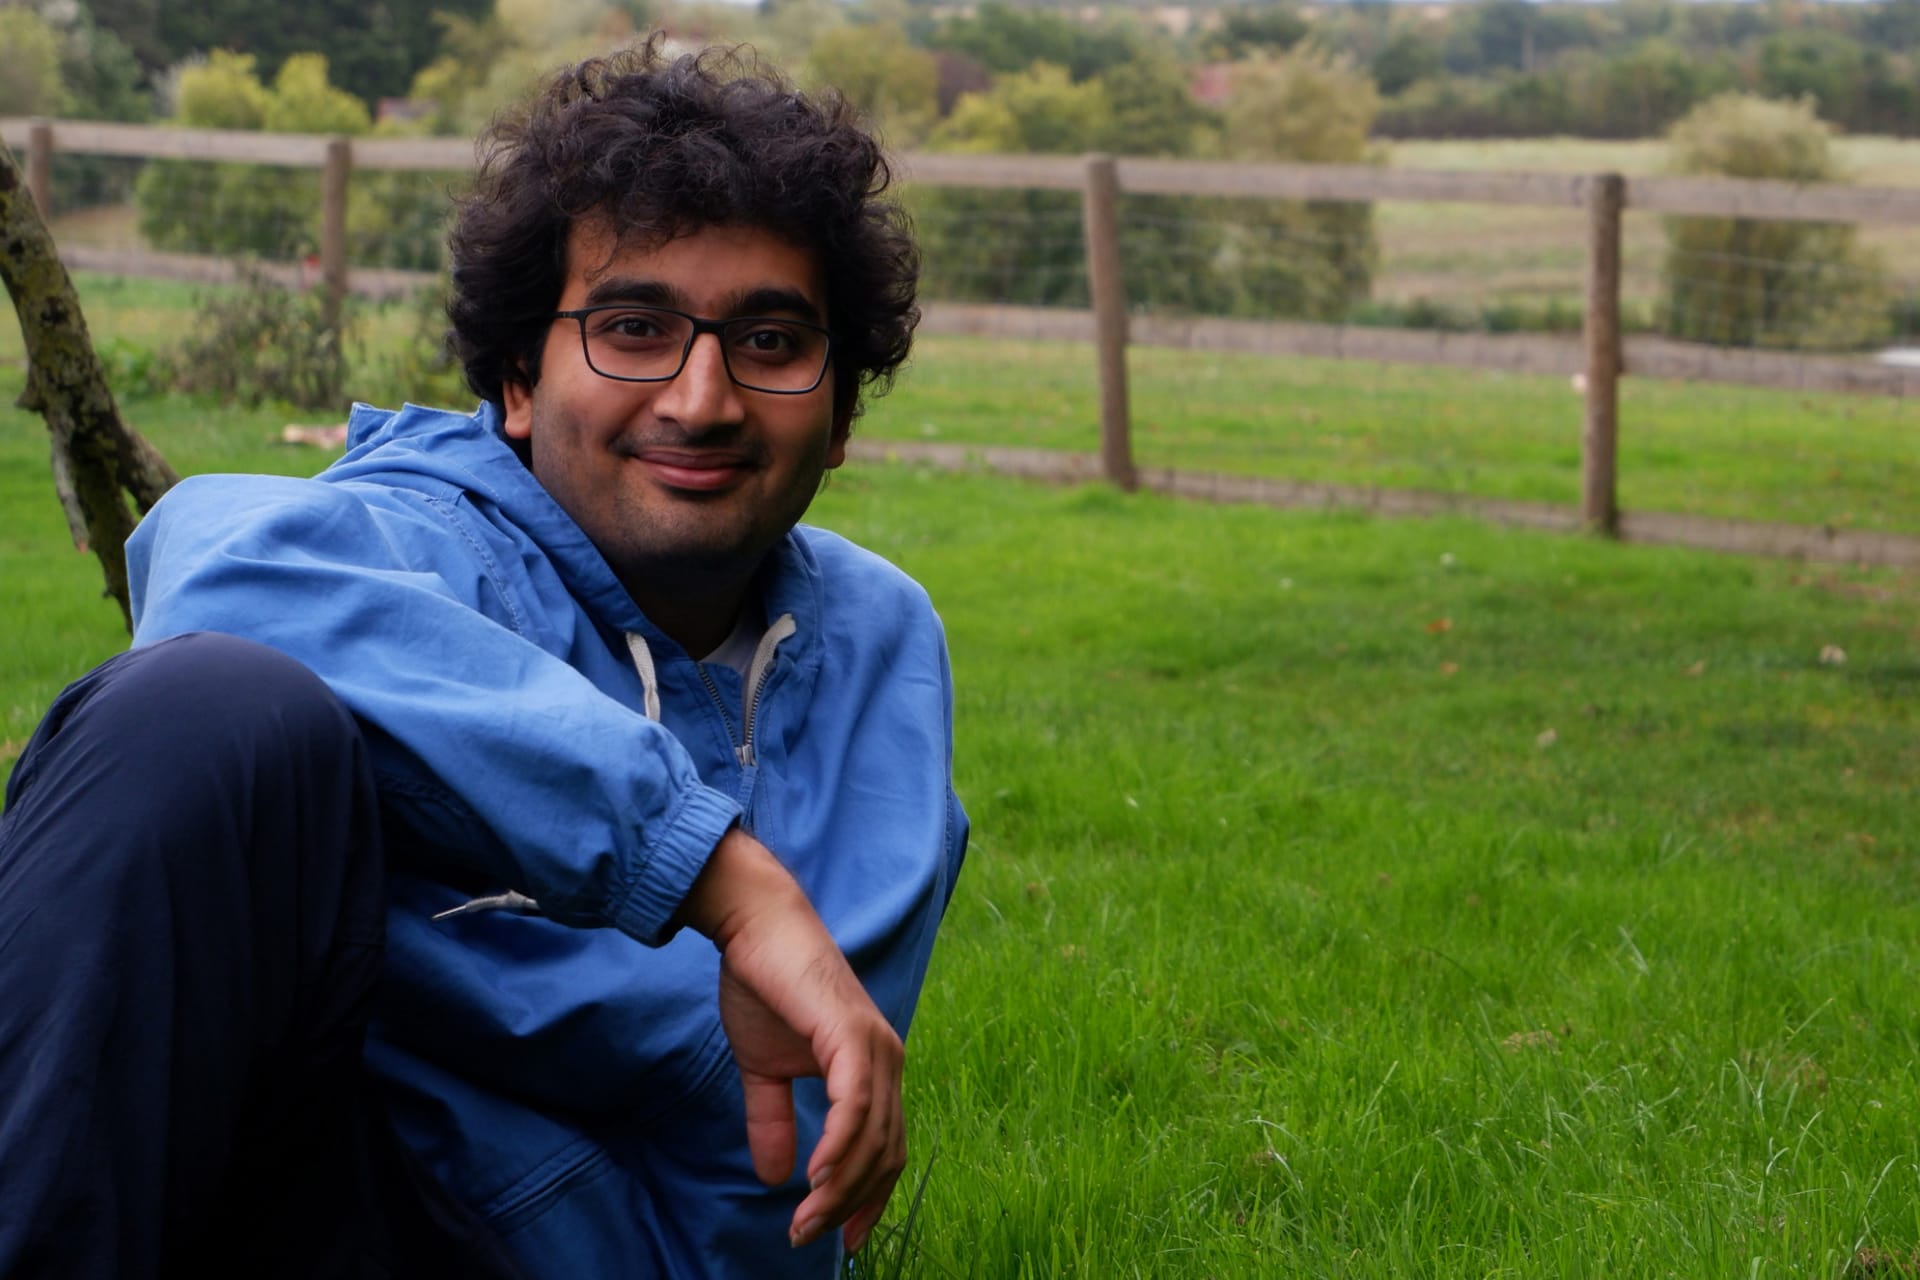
[809,1165,834,1190]
[847,1226,871,1255]
[790,1218,822,1248]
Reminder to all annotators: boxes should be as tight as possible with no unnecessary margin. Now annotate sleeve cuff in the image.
[609,783,743,946]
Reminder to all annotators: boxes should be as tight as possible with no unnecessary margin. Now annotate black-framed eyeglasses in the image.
[550,304,833,395]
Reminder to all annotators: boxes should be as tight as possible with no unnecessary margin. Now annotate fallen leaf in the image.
[1820,644,1848,666]
[1502,1029,1558,1052]
[1426,618,1453,634]
[1536,728,1558,749]
[1684,660,1707,677]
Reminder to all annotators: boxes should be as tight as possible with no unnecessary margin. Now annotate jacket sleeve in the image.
[126,474,739,946]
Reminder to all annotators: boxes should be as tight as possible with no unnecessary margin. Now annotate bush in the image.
[170,267,349,410]
[135,52,370,262]
[352,277,471,409]
[1661,94,1890,351]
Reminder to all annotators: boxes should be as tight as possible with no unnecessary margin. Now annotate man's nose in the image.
[653,333,745,426]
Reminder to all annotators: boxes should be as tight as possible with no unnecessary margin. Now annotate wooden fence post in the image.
[1582,173,1625,537]
[320,136,352,328]
[26,119,53,220]
[1081,152,1136,491]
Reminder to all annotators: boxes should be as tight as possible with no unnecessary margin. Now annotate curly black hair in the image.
[447,37,919,428]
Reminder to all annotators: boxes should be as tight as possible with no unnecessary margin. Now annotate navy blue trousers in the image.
[0,634,521,1279]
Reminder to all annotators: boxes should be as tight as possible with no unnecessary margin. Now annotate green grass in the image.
[861,336,1920,536]
[815,469,1917,1277]
[4,324,1917,1274]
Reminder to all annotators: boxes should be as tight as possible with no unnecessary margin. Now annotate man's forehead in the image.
[565,216,822,291]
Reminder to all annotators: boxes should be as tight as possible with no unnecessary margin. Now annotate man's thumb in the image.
[740,1069,798,1186]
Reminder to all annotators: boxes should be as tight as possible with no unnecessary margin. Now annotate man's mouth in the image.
[631,446,755,492]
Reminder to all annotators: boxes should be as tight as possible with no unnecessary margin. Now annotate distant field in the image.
[1377,137,1920,317]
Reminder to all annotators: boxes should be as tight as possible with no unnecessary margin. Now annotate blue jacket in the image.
[126,402,968,1278]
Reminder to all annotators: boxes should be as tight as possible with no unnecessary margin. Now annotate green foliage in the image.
[148,0,491,104]
[1661,94,1890,351]
[1209,49,1379,321]
[803,23,940,146]
[0,7,69,116]
[917,47,1376,323]
[1758,30,1865,125]
[1359,0,1920,139]
[135,52,372,261]
[1371,27,1443,97]
[1201,5,1311,61]
[403,1,646,138]
[167,266,349,410]
[351,276,471,409]
[927,2,1141,82]
[918,65,1105,309]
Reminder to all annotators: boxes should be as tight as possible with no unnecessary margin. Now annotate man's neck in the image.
[627,573,755,659]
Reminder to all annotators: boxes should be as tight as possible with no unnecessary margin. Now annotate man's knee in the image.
[101,631,354,752]
[20,632,355,787]
[4,631,375,869]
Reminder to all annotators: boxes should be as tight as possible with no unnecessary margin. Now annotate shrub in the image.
[1661,94,1890,351]
[170,266,349,410]
[135,52,370,262]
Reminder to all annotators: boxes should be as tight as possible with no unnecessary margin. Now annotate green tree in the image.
[1661,94,1888,350]
[1201,6,1310,61]
[1588,39,1721,138]
[927,2,1140,82]
[135,51,370,260]
[0,7,69,116]
[919,64,1110,307]
[40,1,155,209]
[151,0,492,105]
[1372,26,1443,97]
[803,23,939,146]
[1214,47,1378,320]
[1758,30,1865,125]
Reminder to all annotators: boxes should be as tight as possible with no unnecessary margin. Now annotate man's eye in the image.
[741,327,793,351]
[732,325,803,358]
[601,313,668,340]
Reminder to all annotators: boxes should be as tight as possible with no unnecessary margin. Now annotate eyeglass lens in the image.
[577,307,829,393]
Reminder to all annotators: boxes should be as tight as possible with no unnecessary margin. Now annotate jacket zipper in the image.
[695,613,797,830]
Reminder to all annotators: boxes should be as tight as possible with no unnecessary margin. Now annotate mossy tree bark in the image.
[0,145,178,631]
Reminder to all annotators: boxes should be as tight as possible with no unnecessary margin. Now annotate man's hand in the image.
[676,827,905,1254]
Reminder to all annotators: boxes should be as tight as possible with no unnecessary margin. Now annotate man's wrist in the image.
[676,826,807,949]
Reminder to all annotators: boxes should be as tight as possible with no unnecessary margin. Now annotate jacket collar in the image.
[338,402,825,667]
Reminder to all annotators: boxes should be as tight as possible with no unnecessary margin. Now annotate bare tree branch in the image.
[1,144,179,630]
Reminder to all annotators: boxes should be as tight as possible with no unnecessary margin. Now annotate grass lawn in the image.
[861,336,1920,538]
[4,323,1917,1274]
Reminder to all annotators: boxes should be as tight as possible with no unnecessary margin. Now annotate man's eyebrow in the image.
[578,278,823,323]
[731,287,823,323]
[581,277,678,308]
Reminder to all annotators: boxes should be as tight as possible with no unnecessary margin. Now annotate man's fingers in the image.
[740,1070,797,1187]
[842,1195,889,1255]
[793,1033,903,1242]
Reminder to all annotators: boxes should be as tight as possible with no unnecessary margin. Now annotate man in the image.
[0,40,965,1278]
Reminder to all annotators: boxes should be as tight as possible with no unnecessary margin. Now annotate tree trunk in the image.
[0,143,178,631]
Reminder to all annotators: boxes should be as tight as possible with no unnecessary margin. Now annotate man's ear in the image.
[826,410,851,470]
[502,376,534,440]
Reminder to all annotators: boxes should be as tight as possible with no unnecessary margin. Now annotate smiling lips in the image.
[632,446,755,492]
